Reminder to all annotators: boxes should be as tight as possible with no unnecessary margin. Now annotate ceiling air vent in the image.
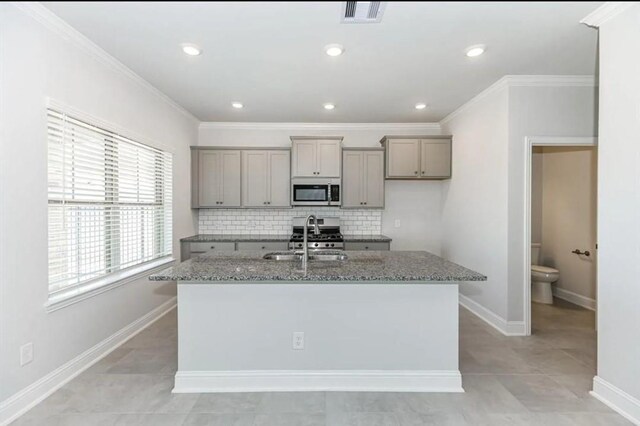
[341,1,387,23]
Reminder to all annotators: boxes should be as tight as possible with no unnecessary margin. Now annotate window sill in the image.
[45,257,176,313]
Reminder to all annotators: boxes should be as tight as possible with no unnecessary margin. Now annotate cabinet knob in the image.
[261,246,266,249]
[421,171,425,174]
[365,246,369,250]
[364,202,367,205]
[211,246,215,249]
[414,171,418,175]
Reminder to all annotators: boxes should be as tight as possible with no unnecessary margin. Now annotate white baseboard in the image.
[459,294,526,336]
[173,370,463,393]
[591,376,640,425]
[0,298,177,426]
[553,287,596,311]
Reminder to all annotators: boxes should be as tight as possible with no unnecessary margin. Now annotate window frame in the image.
[45,103,175,310]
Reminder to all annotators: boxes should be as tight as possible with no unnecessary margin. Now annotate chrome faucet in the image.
[301,214,320,272]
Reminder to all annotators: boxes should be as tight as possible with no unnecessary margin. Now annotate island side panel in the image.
[175,282,461,393]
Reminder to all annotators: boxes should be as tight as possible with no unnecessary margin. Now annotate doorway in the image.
[524,137,598,336]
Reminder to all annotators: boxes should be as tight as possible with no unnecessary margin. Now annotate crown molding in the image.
[12,2,199,124]
[199,122,442,131]
[580,2,637,28]
[440,75,597,126]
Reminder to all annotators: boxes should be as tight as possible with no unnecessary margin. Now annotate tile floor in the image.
[11,298,630,425]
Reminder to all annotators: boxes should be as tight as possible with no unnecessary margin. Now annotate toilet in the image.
[531,243,560,304]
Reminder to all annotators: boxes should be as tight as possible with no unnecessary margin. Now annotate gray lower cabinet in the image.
[236,241,288,251]
[344,241,390,251]
[342,149,384,208]
[181,240,289,260]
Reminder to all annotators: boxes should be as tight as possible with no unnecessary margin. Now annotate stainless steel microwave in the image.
[291,178,341,206]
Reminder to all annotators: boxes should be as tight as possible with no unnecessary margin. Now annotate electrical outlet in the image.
[292,332,305,350]
[20,342,33,366]
[394,219,401,228]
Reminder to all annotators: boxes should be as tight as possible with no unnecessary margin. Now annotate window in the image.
[47,109,173,299]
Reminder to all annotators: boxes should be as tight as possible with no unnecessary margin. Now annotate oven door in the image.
[291,184,329,206]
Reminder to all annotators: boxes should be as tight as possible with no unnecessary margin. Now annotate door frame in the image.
[523,136,598,336]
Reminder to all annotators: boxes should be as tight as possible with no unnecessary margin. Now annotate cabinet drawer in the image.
[236,241,288,251]
[344,242,390,251]
[189,242,236,253]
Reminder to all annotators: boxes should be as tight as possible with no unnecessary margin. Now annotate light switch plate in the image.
[394,219,401,228]
[20,342,33,366]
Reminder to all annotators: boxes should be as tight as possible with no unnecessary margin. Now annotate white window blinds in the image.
[47,109,173,297]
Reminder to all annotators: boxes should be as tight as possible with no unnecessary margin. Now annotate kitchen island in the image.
[150,250,485,393]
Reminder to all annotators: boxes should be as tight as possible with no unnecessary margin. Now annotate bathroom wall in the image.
[531,147,544,244]
[531,147,598,309]
[541,147,597,307]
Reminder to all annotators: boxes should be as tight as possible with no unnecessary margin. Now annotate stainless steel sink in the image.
[263,253,301,261]
[263,252,348,262]
[309,253,348,261]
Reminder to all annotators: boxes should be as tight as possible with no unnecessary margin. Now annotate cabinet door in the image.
[342,151,363,208]
[220,151,241,207]
[268,151,291,207]
[317,139,341,177]
[386,139,420,178]
[421,139,451,178]
[292,140,317,177]
[363,151,384,207]
[198,151,221,207]
[242,151,269,207]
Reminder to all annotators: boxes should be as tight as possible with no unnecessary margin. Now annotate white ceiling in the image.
[42,1,601,123]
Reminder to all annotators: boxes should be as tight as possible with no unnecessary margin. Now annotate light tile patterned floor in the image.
[12,298,630,425]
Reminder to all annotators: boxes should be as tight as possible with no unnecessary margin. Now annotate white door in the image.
[421,139,451,178]
[363,151,384,207]
[342,151,363,207]
[220,151,241,207]
[268,151,291,207]
[292,140,317,177]
[242,151,268,207]
[387,139,420,178]
[198,151,221,207]
[317,140,341,177]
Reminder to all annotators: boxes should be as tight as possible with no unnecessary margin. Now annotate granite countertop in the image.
[181,234,290,242]
[149,250,486,283]
[181,234,392,243]
[343,234,392,242]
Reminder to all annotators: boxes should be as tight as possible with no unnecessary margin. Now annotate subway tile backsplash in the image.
[198,207,382,235]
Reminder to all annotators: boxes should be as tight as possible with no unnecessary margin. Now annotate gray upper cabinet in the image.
[421,139,451,178]
[342,149,384,208]
[380,136,452,180]
[291,137,342,178]
[386,138,420,178]
[193,149,241,208]
[242,150,290,207]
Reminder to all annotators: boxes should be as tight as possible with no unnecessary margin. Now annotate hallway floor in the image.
[12,298,630,425]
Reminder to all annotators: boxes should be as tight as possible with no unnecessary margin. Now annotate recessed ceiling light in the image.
[231,102,244,109]
[465,45,485,58]
[415,103,427,110]
[324,44,345,57]
[323,103,336,110]
[181,44,202,56]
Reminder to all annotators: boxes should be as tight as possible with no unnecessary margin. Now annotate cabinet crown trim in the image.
[379,135,452,144]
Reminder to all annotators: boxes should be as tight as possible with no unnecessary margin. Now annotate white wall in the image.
[440,85,510,319]
[539,147,597,302]
[0,4,198,404]
[198,124,444,252]
[506,85,597,322]
[593,4,640,420]
[440,79,597,328]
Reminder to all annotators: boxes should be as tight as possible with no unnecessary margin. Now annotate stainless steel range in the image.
[288,217,344,251]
